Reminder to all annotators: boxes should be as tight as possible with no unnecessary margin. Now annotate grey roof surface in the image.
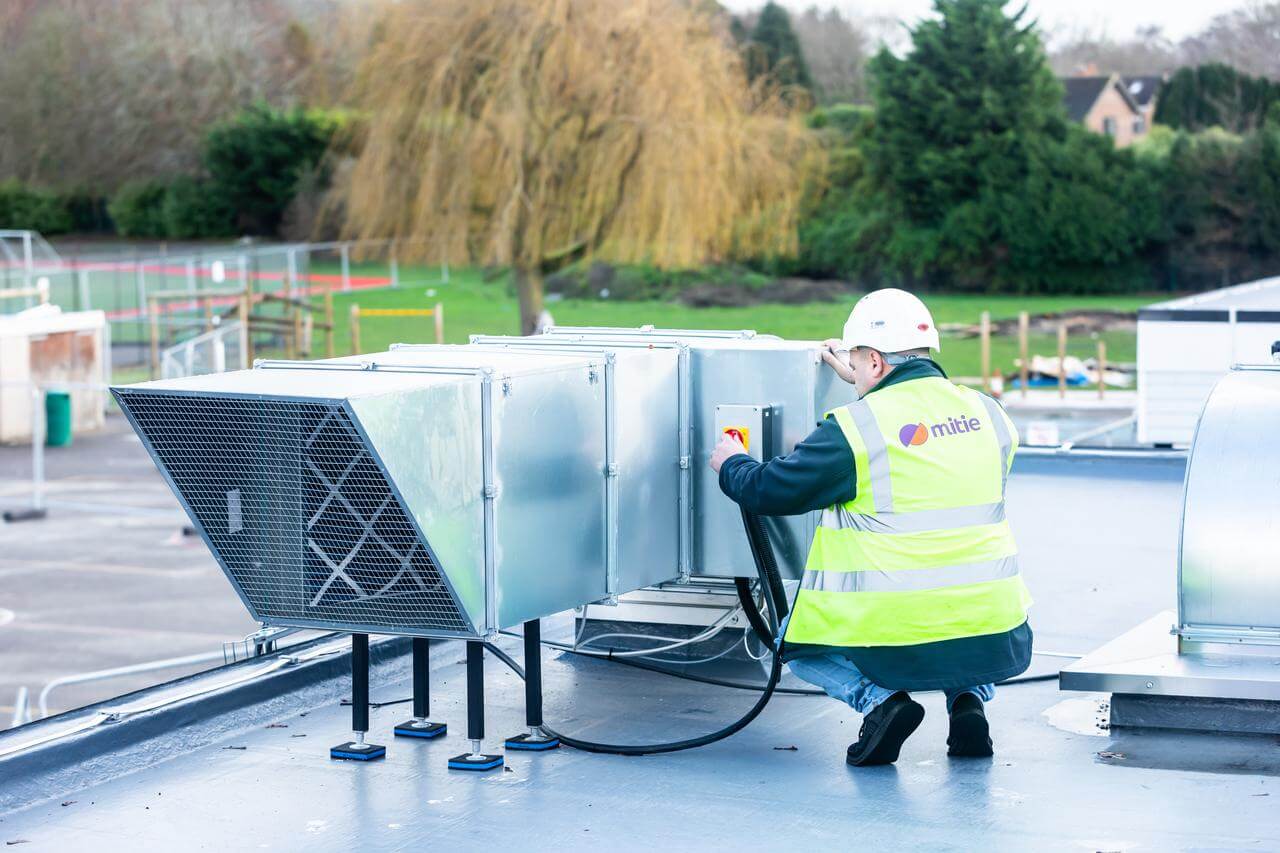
[1144,275,1280,314]
[1061,75,1141,122]
[3,453,1279,850]
[1124,75,1163,107]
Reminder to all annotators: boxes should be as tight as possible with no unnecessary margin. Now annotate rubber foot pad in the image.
[394,720,447,739]
[504,733,560,751]
[448,753,504,771]
[330,741,386,761]
[2,508,47,523]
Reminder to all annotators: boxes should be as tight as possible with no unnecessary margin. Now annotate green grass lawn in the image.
[120,263,1154,387]
[322,266,1149,384]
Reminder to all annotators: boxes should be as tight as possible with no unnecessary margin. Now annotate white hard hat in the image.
[841,288,940,353]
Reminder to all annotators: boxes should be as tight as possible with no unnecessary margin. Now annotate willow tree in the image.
[332,0,814,334]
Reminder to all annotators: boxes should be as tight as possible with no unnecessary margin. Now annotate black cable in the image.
[739,506,788,633]
[473,509,788,755]
[734,577,774,647]
[486,640,782,755]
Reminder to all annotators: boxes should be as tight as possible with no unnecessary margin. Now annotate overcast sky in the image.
[720,0,1243,43]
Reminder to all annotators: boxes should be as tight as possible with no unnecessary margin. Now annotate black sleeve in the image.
[716,417,855,516]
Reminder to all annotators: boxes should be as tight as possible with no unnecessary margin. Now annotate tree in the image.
[864,0,1064,284]
[745,3,814,94]
[854,0,1157,292]
[204,104,336,235]
[1045,23,1180,77]
[331,0,814,334]
[1155,64,1280,133]
[792,7,871,104]
[0,0,355,193]
[1181,3,1280,81]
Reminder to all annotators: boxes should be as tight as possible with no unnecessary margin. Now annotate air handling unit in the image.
[114,351,681,639]
[113,328,856,766]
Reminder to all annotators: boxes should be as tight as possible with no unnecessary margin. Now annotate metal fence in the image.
[1,236,449,350]
[160,320,247,379]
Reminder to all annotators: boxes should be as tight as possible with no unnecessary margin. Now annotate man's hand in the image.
[709,433,749,473]
[821,338,856,384]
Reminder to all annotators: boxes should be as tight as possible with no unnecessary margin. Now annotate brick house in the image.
[1061,73,1160,147]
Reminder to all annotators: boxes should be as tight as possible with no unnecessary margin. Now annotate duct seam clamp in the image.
[605,463,619,477]
[502,379,512,396]
[483,485,497,499]
[679,456,690,469]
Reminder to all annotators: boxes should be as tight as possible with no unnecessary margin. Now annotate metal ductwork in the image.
[1063,365,1280,730]
[115,327,855,639]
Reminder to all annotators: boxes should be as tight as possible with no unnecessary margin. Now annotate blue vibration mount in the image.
[504,732,560,751]
[448,752,504,771]
[330,741,386,761]
[394,720,447,739]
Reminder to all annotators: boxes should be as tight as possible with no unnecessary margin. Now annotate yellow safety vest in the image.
[784,376,1032,648]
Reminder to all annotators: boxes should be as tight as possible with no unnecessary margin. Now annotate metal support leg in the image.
[331,633,385,761]
[395,638,447,739]
[506,620,559,750]
[448,641,503,771]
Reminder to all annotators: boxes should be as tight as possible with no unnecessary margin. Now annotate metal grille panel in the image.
[116,390,470,633]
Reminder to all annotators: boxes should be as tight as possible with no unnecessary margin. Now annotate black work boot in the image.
[846,692,924,767]
[947,692,994,757]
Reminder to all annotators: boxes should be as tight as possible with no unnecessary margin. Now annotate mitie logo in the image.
[898,415,983,447]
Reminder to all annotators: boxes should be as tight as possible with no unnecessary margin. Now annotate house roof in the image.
[1123,75,1163,108]
[1061,74,1142,122]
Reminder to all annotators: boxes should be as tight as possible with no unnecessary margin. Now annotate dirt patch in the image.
[678,277,857,307]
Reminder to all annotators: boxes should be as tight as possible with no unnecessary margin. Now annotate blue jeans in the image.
[787,654,995,715]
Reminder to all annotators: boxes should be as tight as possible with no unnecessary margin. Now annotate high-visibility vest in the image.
[784,376,1032,648]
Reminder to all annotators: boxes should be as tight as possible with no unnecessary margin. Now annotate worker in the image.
[710,288,1032,766]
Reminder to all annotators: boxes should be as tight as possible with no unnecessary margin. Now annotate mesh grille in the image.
[117,390,470,633]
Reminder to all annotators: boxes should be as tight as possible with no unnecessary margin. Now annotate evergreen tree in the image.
[1155,63,1280,134]
[855,0,1156,291]
[747,3,813,93]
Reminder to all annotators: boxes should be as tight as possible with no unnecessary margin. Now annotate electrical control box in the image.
[714,404,773,462]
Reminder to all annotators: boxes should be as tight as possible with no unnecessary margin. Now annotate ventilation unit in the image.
[115,352,670,638]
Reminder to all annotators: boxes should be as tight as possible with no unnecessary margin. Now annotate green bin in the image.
[45,390,73,447]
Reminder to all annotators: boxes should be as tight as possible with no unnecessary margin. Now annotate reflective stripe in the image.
[819,502,1005,535]
[800,555,1019,593]
[845,401,893,513]
[980,395,1012,495]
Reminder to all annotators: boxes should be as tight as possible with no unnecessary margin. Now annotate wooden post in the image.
[979,311,991,394]
[239,292,253,365]
[1057,322,1068,400]
[1097,339,1107,401]
[324,285,335,359]
[434,302,445,345]
[149,298,161,380]
[1018,311,1029,399]
[290,301,303,359]
[350,304,361,355]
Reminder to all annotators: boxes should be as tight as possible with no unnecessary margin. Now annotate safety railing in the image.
[160,320,247,379]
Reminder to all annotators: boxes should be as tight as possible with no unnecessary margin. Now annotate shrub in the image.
[0,180,74,234]
[203,103,338,236]
[107,180,169,238]
[161,176,234,239]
